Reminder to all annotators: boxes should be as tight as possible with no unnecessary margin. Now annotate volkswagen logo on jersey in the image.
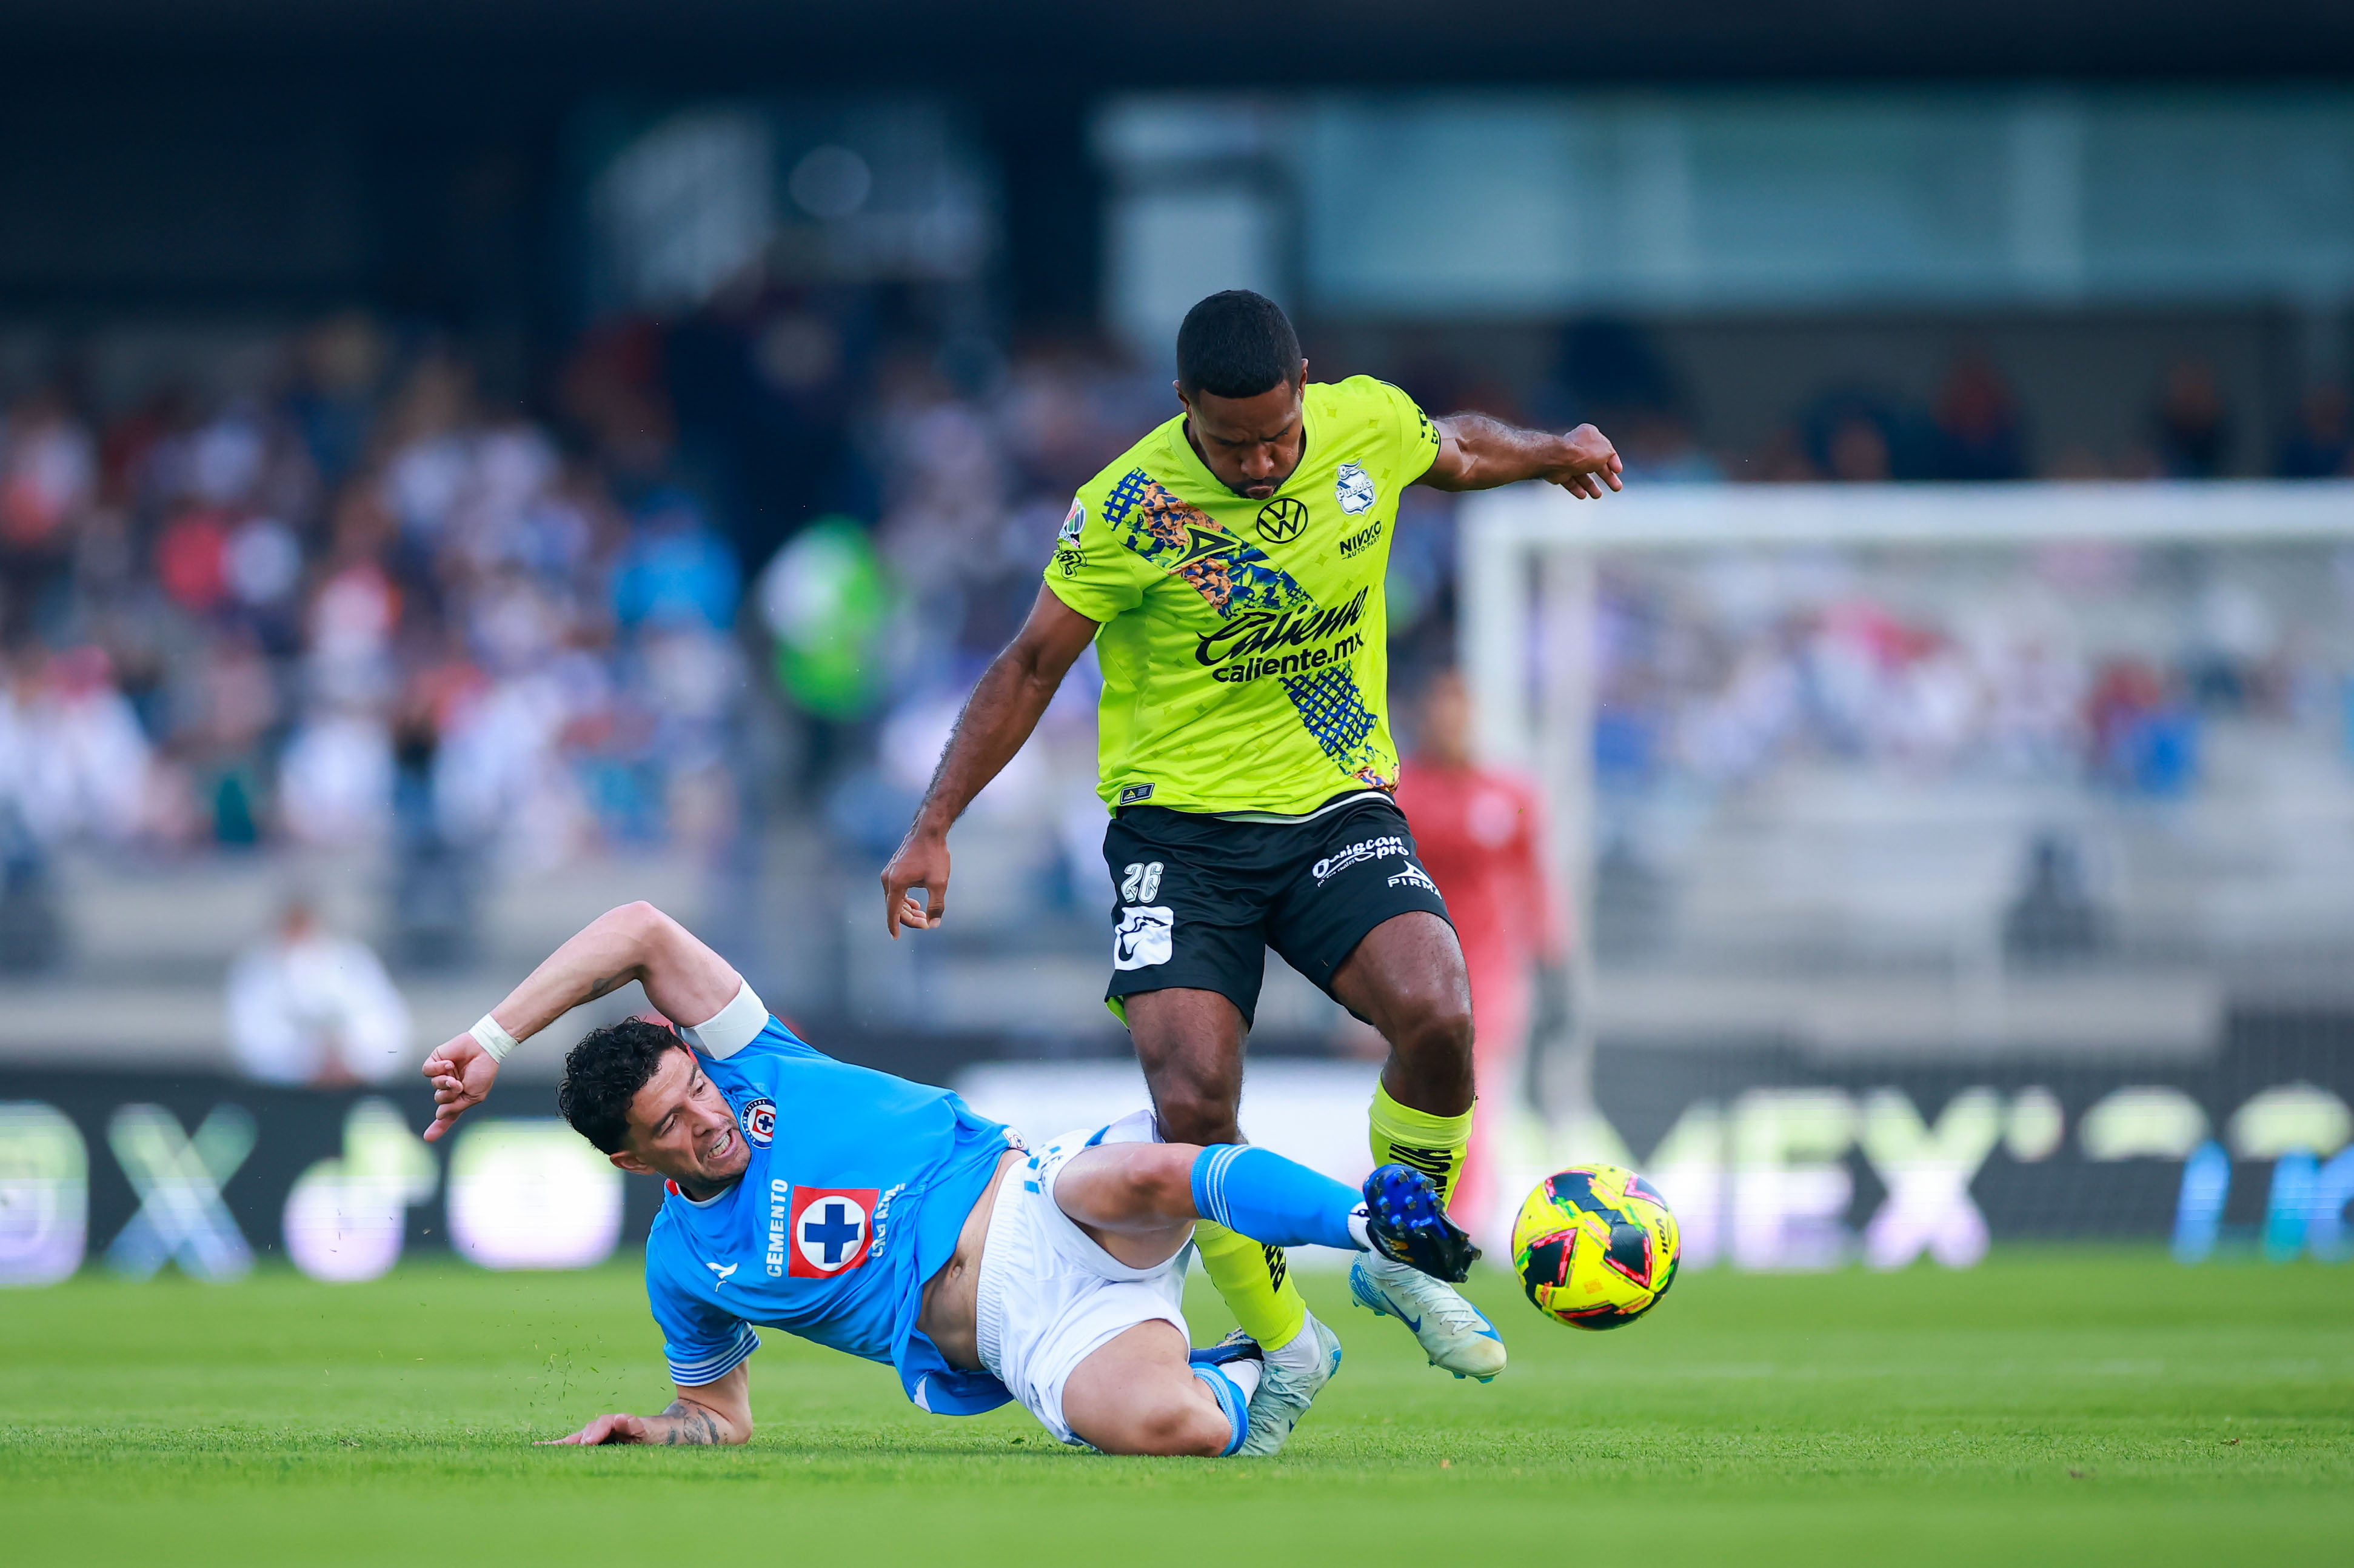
[1254,496,1308,543]
[740,1096,777,1147]
[1335,461,1377,515]
[787,1187,878,1278]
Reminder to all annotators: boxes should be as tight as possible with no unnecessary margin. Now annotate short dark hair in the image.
[1176,290,1302,400]
[558,1018,687,1155]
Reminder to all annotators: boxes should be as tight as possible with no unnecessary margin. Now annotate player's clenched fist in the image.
[420,1032,501,1143]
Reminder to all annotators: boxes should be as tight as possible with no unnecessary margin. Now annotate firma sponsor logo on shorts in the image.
[1312,834,1408,884]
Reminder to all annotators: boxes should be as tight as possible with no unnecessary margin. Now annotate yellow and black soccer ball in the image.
[1510,1164,1681,1330]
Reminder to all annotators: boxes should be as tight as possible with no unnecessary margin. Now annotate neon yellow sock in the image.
[1192,1219,1308,1350]
[1369,1081,1474,1211]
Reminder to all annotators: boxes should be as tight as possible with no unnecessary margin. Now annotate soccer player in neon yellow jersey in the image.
[882,290,1621,1451]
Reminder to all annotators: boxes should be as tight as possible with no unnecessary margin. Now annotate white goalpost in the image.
[1454,480,2354,1258]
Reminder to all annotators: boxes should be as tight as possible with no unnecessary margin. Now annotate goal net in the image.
[1456,481,2354,1267]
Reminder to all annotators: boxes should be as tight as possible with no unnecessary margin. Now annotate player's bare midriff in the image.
[916,1148,1023,1370]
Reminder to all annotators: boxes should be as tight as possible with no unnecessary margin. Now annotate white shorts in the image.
[974,1110,1191,1446]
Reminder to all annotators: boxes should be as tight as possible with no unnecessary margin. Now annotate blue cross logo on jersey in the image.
[806,1204,860,1260]
[786,1186,877,1278]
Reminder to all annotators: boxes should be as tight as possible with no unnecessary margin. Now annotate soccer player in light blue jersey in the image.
[421,901,1475,1456]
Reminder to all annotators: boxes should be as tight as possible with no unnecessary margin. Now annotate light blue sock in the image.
[1189,1145,1366,1253]
[1189,1364,1250,1456]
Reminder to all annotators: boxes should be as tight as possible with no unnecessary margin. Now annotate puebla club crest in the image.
[740,1097,777,1147]
[1255,496,1308,543]
[1335,462,1377,515]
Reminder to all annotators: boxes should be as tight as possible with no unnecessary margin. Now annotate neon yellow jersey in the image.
[1044,375,1441,816]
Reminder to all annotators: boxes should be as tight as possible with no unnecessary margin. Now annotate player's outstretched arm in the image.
[421,901,743,1141]
[541,1364,752,1447]
[1419,413,1623,499]
[880,584,1099,938]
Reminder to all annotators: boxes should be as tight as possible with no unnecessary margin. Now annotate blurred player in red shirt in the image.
[1396,668,1570,1249]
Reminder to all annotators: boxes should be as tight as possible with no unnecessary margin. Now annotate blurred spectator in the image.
[155,507,234,615]
[0,795,61,973]
[277,704,393,846]
[1804,391,1910,482]
[2002,832,2107,964]
[0,647,84,970]
[1826,415,1893,481]
[558,319,677,479]
[1617,410,1722,485]
[286,313,387,487]
[225,897,410,1084]
[1,389,96,550]
[0,644,153,847]
[389,695,475,968]
[758,516,896,784]
[2087,658,2199,795]
[612,489,739,631]
[0,390,95,642]
[1745,426,1824,482]
[2276,385,2351,478]
[2154,359,2230,478]
[1930,358,2028,481]
[181,624,280,846]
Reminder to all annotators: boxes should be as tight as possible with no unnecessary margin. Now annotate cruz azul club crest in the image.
[1334,461,1377,515]
[739,1096,777,1147]
[787,1187,878,1278]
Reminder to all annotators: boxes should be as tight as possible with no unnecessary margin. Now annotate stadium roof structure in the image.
[8,0,2354,83]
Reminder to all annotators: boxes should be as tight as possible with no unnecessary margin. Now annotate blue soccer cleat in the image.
[1187,1335,1265,1372]
[1360,1162,1481,1283]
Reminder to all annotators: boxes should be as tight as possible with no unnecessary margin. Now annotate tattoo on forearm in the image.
[657,1400,724,1446]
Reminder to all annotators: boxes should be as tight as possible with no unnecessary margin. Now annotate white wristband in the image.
[469,1013,521,1063]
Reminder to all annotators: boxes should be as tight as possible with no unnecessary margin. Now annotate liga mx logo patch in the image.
[740,1097,776,1148]
[788,1187,878,1278]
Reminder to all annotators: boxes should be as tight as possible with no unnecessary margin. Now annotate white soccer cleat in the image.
[1234,1319,1342,1456]
[1349,1253,1508,1383]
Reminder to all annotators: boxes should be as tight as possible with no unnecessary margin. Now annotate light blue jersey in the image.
[643,1014,1021,1415]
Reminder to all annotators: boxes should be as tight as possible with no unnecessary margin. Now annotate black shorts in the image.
[1101,795,1453,1029]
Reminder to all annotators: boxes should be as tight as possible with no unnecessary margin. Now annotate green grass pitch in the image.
[3,1250,2347,1566]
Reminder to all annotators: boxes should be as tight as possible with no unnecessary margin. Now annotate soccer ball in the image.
[1510,1164,1680,1330]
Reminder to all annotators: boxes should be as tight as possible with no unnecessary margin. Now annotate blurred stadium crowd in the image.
[2,302,2351,936]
